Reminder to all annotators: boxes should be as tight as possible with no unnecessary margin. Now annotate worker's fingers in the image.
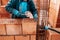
[25,11,33,18]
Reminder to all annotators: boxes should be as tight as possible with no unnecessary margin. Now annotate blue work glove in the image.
[33,13,38,21]
[44,26,49,30]
[12,9,27,18]
[33,13,38,19]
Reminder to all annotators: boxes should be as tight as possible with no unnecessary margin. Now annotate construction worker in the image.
[5,0,38,19]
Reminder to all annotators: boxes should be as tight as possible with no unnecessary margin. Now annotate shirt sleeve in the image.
[5,0,19,15]
[28,0,38,19]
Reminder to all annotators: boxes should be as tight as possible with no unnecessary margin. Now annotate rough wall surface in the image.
[49,0,60,28]
[0,19,37,40]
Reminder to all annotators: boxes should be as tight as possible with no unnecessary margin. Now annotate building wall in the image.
[48,0,60,28]
[0,19,37,40]
[0,0,60,40]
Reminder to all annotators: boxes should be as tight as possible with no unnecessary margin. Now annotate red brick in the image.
[57,18,60,23]
[22,18,37,34]
[0,24,6,35]
[51,35,60,40]
[57,8,60,23]
[1,0,9,5]
[1,14,10,19]
[0,36,14,40]
[0,15,2,18]
[0,36,3,40]
[6,24,21,35]
[0,0,1,5]
[56,23,60,28]
[0,7,10,15]
[0,19,22,24]
[31,35,36,40]
[48,1,59,28]
[15,35,29,40]
[0,7,10,18]
[4,36,14,40]
[49,8,56,27]
[46,28,60,40]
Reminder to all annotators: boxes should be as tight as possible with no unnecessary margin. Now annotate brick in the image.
[0,7,10,15]
[1,14,10,19]
[51,35,60,40]
[48,0,60,28]
[31,35,36,40]
[0,0,1,5]
[6,24,21,35]
[0,7,10,18]
[0,15,2,19]
[46,28,60,40]
[22,18,37,34]
[0,36,3,40]
[58,7,60,17]
[56,18,60,23]
[2,0,9,5]
[0,36,14,40]
[15,35,29,40]
[56,23,60,28]
[4,36,14,40]
[49,8,56,27]
[0,24,6,35]
[0,19,22,24]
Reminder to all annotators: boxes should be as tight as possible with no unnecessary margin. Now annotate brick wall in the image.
[0,0,60,40]
[0,19,37,40]
[48,0,60,28]
[46,28,60,40]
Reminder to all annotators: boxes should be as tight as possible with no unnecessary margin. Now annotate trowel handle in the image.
[44,26,60,34]
[48,28,60,34]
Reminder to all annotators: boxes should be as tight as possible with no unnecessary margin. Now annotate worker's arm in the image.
[28,0,38,19]
[5,0,18,15]
[5,0,27,17]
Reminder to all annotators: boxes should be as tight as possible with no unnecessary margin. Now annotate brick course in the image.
[6,24,21,35]
[0,24,6,35]
[0,19,37,40]
[15,35,29,40]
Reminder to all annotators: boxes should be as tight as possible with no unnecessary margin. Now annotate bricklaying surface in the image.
[0,19,60,40]
[0,18,37,40]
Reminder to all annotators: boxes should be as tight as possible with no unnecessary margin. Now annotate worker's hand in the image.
[25,11,33,18]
